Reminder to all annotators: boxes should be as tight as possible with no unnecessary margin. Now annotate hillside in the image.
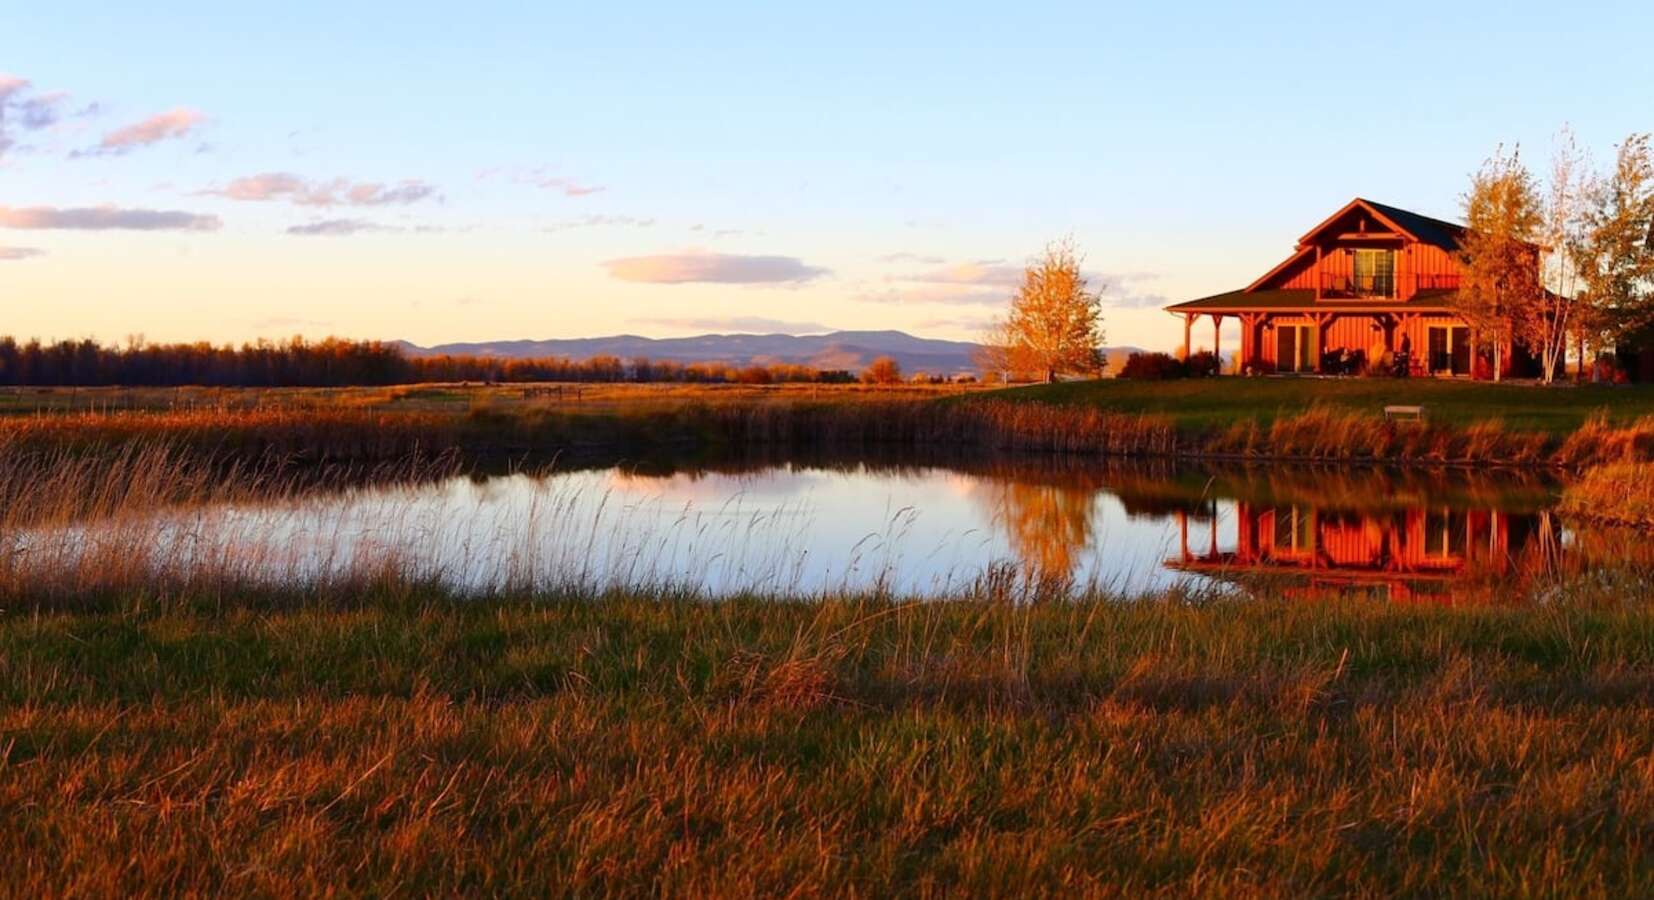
[399,331,1143,376]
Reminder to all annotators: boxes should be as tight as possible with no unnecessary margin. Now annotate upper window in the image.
[1353,249,1396,297]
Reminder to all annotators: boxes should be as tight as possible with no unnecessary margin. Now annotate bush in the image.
[1118,352,1186,380]
[1184,351,1222,378]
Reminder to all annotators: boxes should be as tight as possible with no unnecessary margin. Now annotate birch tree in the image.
[1528,128,1591,383]
[1456,147,1542,382]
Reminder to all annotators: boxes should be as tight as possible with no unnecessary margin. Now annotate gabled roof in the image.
[1360,199,1466,253]
[1295,197,1466,254]
[1167,288,1459,314]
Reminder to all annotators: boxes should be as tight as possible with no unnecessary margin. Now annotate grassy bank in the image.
[2,588,1651,895]
[996,378,1654,433]
[9,380,1654,468]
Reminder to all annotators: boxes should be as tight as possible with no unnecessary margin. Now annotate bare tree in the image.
[999,239,1106,383]
[1457,147,1543,383]
[1529,128,1591,383]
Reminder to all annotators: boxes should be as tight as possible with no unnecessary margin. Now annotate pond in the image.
[8,456,1614,600]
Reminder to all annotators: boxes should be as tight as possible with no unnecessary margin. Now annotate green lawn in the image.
[994,377,1654,433]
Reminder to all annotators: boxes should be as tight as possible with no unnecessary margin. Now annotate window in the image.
[1353,249,1396,297]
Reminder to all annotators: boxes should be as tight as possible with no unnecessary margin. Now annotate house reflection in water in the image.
[1167,500,1548,601]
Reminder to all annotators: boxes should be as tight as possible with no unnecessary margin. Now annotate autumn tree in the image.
[860,355,902,385]
[1577,133,1654,351]
[994,239,1106,383]
[1456,147,1543,382]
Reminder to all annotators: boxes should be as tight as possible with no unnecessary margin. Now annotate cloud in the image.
[635,315,834,334]
[877,251,947,265]
[0,205,220,231]
[603,251,828,284]
[208,172,438,207]
[285,218,397,236]
[544,214,655,232]
[898,262,1023,287]
[86,107,205,155]
[859,284,1007,306]
[1099,271,1166,308]
[0,75,79,158]
[481,166,604,197]
[0,246,45,260]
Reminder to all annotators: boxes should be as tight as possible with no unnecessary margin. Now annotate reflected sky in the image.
[5,460,1581,598]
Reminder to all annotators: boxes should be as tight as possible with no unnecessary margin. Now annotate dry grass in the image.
[1,592,1652,895]
[9,384,1654,468]
[1561,461,1654,527]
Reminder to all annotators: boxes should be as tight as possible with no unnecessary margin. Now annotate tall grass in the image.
[2,591,1652,895]
[11,395,1654,467]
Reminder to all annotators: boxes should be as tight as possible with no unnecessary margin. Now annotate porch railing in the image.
[1320,272,1462,298]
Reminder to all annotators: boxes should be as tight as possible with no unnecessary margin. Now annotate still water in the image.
[17,458,1604,599]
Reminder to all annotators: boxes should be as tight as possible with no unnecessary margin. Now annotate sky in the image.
[3,1,1651,352]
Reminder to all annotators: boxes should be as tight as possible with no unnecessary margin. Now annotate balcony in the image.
[1319,272,1462,300]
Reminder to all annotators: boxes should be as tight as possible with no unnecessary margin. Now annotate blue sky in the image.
[3,1,1650,350]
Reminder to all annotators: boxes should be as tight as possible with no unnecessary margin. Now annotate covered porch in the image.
[1166,289,1501,377]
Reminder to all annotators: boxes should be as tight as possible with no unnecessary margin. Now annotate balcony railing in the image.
[1319,272,1462,299]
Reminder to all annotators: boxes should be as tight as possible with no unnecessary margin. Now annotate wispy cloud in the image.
[481,166,604,197]
[544,214,655,232]
[604,251,828,284]
[208,172,438,207]
[0,74,82,159]
[285,218,397,236]
[0,204,220,231]
[82,107,205,156]
[634,315,835,334]
[898,262,1023,287]
[876,251,947,265]
[0,246,45,260]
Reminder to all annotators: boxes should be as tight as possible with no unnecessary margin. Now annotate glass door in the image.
[1427,325,1471,376]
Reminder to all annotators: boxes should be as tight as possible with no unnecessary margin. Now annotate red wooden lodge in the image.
[1167,198,1537,378]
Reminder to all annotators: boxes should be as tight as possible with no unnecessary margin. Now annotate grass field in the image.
[2,588,1651,895]
[997,377,1654,433]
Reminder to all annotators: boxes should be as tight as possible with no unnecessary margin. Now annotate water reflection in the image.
[7,454,1641,599]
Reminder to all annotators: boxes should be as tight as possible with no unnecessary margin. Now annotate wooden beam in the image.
[1183,314,1192,361]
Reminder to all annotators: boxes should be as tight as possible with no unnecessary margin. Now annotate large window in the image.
[1353,249,1397,297]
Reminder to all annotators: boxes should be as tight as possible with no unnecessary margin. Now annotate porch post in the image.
[1182,314,1192,361]
[1312,314,1326,373]
[1212,314,1223,373]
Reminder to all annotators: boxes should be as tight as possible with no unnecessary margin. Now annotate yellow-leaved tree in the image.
[984,240,1106,383]
[1457,147,1543,383]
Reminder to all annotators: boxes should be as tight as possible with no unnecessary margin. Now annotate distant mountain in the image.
[396,330,1145,377]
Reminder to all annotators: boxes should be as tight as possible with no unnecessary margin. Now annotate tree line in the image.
[0,336,875,387]
[1455,129,1654,382]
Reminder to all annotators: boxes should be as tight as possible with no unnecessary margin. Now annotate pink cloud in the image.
[90,107,205,155]
[0,204,219,231]
[210,172,437,207]
[0,246,45,260]
[603,251,827,284]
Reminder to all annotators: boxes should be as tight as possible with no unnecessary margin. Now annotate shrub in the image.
[1118,352,1186,380]
[1184,351,1222,378]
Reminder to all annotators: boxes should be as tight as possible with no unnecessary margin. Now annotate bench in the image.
[1383,404,1425,422]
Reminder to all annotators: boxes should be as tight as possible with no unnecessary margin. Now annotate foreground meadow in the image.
[3,589,1652,896]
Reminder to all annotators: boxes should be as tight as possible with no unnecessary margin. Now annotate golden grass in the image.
[2,593,1652,895]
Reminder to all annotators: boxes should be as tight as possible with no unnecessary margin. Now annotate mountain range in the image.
[396,330,1144,376]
